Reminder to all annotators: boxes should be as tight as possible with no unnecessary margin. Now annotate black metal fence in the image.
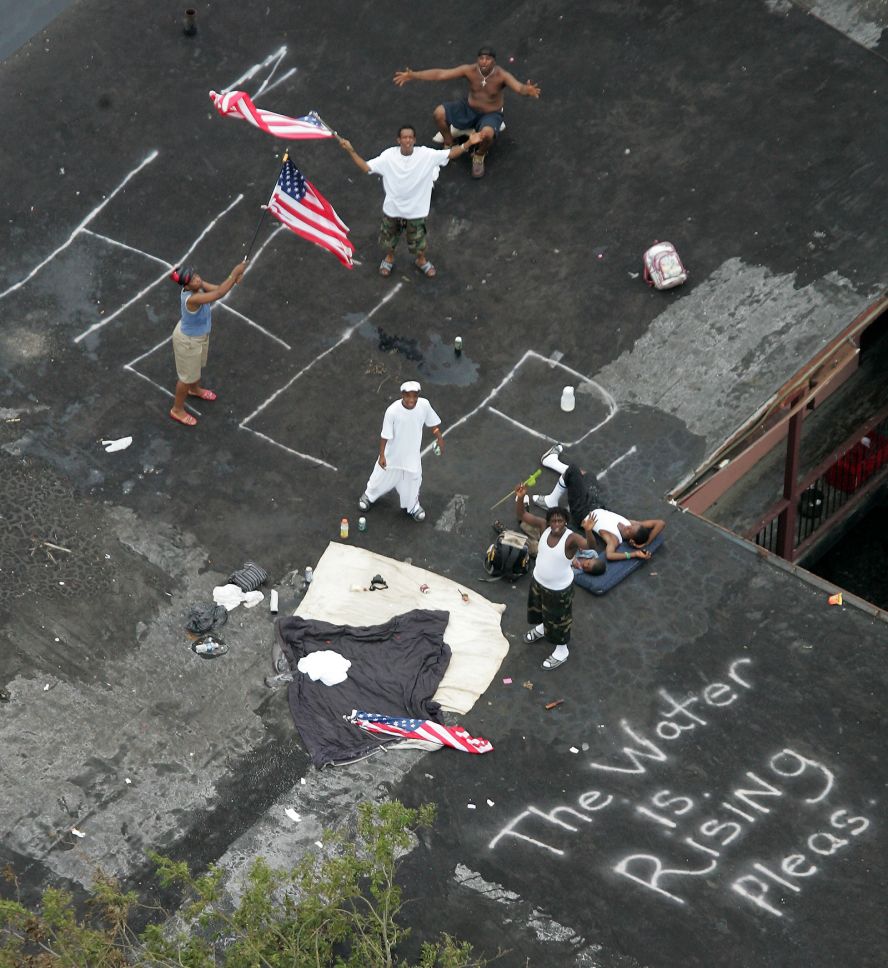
[750,413,888,558]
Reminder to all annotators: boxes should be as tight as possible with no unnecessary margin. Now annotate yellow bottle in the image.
[340,517,349,539]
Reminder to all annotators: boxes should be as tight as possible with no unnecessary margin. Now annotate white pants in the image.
[365,462,422,512]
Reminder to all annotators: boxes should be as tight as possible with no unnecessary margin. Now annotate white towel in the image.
[296,650,352,687]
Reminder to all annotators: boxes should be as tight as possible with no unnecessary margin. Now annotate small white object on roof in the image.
[569,746,580,754]
[101,436,133,453]
[285,808,302,822]
[71,827,86,838]
[297,650,351,686]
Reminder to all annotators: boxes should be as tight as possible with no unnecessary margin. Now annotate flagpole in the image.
[489,469,542,511]
[310,110,338,137]
[244,148,289,261]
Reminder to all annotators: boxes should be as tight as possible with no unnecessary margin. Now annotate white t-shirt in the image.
[380,397,441,473]
[366,146,451,219]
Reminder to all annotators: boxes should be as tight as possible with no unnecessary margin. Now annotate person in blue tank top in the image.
[168,261,245,427]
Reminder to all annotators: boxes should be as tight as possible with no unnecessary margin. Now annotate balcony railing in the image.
[748,405,888,560]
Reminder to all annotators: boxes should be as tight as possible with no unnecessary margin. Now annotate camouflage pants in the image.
[527,578,574,645]
[379,216,428,255]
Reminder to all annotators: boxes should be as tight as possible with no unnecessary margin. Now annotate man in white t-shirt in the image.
[358,380,444,522]
[339,125,481,278]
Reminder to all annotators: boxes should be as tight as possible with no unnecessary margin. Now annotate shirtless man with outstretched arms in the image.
[393,45,540,179]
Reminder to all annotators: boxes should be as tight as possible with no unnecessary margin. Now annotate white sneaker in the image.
[532,495,550,509]
[358,493,372,511]
[541,443,564,463]
[410,505,426,522]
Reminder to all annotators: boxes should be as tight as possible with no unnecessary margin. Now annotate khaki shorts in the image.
[172,322,209,384]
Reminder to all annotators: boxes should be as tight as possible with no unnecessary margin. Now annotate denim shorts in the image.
[443,99,504,136]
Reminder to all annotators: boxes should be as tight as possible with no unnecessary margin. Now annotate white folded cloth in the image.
[212,584,264,610]
[296,650,352,687]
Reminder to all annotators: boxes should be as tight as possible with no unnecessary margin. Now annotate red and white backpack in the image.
[643,241,688,290]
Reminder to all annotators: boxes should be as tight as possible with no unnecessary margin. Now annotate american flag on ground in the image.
[209,90,334,140]
[267,160,354,268]
[348,710,494,754]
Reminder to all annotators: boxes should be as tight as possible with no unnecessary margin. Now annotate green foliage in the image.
[0,802,490,968]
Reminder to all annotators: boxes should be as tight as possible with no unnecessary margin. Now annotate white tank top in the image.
[533,527,574,591]
[592,509,630,542]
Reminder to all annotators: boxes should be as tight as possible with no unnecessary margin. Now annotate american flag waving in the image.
[267,160,354,268]
[348,710,493,754]
[209,90,334,140]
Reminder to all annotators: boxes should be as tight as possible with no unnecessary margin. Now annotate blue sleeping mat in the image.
[573,532,665,595]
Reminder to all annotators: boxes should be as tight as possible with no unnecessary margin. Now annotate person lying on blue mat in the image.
[571,548,606,574]
[528,442,666,561]
[586,508,666,562]
[572,529,666,595]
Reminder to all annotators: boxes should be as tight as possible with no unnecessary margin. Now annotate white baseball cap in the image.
[400,380,421,393]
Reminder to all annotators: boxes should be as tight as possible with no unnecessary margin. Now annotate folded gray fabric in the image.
[228,561,268,592]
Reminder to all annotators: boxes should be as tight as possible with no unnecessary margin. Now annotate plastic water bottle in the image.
[454,336,463,356]
[340,517,349,539]
[269,589,279,614]
[433,441,441,456]
[191,636,228,657]
[560,386,576,412]
[358,516,367,532]
[304,566,313,584]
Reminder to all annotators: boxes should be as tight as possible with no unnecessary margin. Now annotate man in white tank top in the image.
[514,483,602,671]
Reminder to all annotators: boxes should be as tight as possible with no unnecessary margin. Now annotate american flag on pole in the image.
[268,159,354,268]
[209,90,334,140]
[348,710,493,754]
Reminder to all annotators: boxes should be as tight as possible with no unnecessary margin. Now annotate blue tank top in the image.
[179,290,213,336]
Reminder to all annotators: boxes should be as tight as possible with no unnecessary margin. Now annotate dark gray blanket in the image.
[274,609,452,767]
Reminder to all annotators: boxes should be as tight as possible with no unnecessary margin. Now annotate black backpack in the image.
[484,529,531,581]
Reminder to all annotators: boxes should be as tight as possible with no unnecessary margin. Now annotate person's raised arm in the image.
[515,483,545,529]
[186,261,245,307]
[338,136,371,174]
[393,65,471,87]
[500,69,541,98]
[447,131,483,160]
[571,515,599,553]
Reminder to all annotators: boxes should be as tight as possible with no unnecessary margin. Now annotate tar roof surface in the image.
[1,1,886,965]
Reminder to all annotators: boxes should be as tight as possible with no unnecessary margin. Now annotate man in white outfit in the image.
[359,381,444,522]
[338,125,481,277]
